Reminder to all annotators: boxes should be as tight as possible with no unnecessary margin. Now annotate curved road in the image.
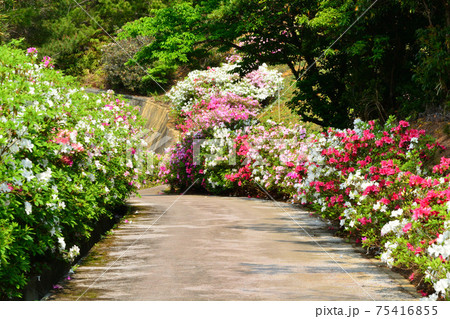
[47,185,418,301]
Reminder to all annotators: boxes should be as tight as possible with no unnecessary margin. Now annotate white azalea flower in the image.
[68,245,80,260]
[24,202,32,215]
[12,177,23,186]
[22,169,35,181]
[0,183,10,193]
[58,237,66,251]
[390,208,403,217]
[21,158,33,169]
[36,168,52,184]
[20,139,34,151]
[373,202,381,211]
[421,293,439,301]
[434,278,450,295]
[10,143,20,154]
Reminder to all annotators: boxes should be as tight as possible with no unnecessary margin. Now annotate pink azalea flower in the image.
[358,217,372,225]
[41,56,54,68]
[27,47,37,55]
[61,155,73,166]
[402,223,412,233]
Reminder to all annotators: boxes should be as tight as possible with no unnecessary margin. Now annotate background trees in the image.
[118,1,224,86]
[120,0,448,127]
[0,0,168,76]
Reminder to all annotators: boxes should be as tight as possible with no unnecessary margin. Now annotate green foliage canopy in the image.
[121,0,449,127]
[118,1,221,84]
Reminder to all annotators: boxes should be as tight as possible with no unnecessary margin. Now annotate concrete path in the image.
[47,185,419,301]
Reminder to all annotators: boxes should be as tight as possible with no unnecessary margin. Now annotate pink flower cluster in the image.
[177,93,259,133]
[42,56,54,68]
[50,129,84,166]
[433,157,450,174]
[27,47,37,55]
[218,117,450,298]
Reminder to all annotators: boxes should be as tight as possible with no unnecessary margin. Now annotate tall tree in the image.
[208,0,431,127]
[119,1,222,84]
[97,1,450,125]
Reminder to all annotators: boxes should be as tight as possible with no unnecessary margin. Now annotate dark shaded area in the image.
[21,204,130,300]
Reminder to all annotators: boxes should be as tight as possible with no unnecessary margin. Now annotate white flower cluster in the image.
[201,127,235,173]
[390,208,403,217]
[380,219,409,236]
[380,241,398,268]
[422,272,450,301]
[66,245,80,262]
[427,227,450,260]
[1,47,148,279]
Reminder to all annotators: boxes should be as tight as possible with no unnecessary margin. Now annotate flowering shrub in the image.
[162,59,450,299]
[161,127,241,194]
[225,121,308,198]
[230,118,449,300]
[0,45,150,299]
[162,58,284,194]
[176,93,259,133]
[167,58,283,112]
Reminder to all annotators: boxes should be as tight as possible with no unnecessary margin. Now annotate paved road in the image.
[47,185,418,301]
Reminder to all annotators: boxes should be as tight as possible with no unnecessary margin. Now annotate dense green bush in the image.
[0,44,152,299]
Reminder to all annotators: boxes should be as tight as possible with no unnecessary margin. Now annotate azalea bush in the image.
[160,58,283,194]
[0,45,151,299]
[167,56,283,113]
[224,121,309,200]
[160,57,450,300]
[176,93,259,133]
[160,93,260,195]
[227,117,450,300]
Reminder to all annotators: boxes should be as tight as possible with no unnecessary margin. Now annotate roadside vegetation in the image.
[0,44,156,299]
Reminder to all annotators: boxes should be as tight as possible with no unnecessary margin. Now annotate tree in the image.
[208,0,432,127]
[396,0,450,112]
[118,1,221,84]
